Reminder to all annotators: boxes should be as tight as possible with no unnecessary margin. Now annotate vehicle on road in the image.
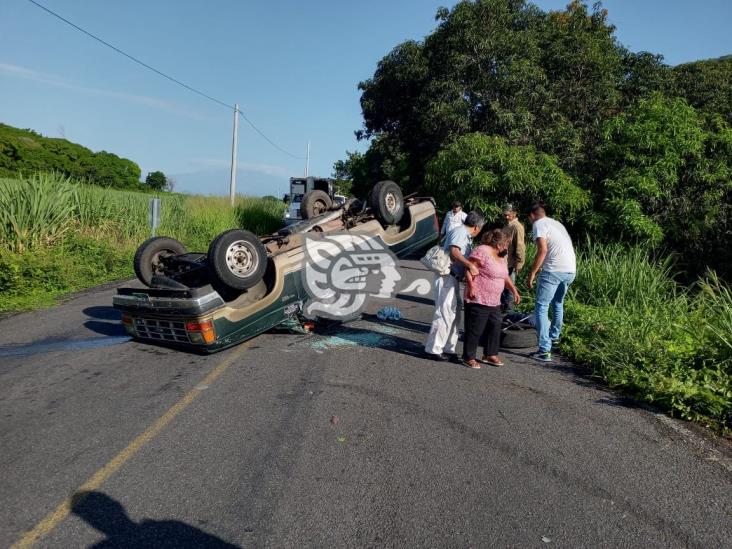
[283,176,346,225]
[113,181,439,353]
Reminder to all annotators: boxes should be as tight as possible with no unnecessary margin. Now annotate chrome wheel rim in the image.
[384,192,398,214]
[225,240,258,278]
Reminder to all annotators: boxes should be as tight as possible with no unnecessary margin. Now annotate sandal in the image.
[481,355,504,367]
[463,358,481,369]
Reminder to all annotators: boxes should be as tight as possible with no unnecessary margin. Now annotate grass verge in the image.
[516,241,731,432]
[0,173,285,313]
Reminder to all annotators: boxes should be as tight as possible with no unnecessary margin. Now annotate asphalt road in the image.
[1,260,730,548]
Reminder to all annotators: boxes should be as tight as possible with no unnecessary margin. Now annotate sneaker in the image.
[551,340,561,351]
[528,351,553,363]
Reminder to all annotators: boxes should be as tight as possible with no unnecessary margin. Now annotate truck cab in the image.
[283,177,345,224]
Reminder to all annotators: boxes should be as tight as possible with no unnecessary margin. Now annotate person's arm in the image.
[504,272,521,305]
[466,270,476,299]
[440,212,450,236]
[514,223,526,273]
[450,245,479,276]
[527,237,547,289]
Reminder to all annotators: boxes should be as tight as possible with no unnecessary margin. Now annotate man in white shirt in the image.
[526,202,576,362]
[441,201,468,237]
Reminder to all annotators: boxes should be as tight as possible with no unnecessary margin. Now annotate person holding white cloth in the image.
[425,211,485,361]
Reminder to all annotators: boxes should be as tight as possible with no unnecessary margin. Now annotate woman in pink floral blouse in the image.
[463,229,521,369]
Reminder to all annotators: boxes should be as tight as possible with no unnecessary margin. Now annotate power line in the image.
[25,0,305,159]
[238,111,304,160]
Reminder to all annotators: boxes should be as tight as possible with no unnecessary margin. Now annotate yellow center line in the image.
[11,341,252,549]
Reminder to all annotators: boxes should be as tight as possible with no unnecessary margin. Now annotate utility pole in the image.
[304,140,310,177]
[229,103,239,206]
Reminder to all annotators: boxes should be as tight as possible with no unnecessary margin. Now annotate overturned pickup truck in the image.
[113,181,439,353]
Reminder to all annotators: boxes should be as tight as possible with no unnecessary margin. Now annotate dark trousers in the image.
[500,267,516,311]
[463,303,502,360]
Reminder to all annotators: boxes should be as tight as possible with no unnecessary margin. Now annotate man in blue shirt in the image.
[425,211,485,361]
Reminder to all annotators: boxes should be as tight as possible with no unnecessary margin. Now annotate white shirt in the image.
[441,209,467,236]
[532,217,576,273]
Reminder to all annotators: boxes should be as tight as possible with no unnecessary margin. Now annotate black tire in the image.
[369,180,404,225]
[500,322,537,349]
[207,229,267,291]
[133,236,187,287]
[300,190,332,219]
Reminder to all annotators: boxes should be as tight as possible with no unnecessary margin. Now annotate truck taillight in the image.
[186,319,216,344]
[434,213,440,232]
[121,315,135,335]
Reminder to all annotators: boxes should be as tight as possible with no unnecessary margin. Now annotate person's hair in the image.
[464,211,485,228]
[481,228,507,247]
[529,201,546,216]
[452,200,462,209]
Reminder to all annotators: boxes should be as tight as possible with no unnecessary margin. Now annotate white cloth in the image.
[441,210,467,236]
[531,216,576,273]
[425,274,461,355]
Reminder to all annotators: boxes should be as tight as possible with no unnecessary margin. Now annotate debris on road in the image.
[330,415,340,425]
[541,536,552,543]
[376,306,402,321]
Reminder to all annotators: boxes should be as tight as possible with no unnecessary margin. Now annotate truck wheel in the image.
[369,180,404,225]
[133,236,187,287]
[207,229,267,291]
[300,190,332,219]
[500,323,538,349]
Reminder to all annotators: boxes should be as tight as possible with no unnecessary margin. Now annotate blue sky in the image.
[1,0,730,197]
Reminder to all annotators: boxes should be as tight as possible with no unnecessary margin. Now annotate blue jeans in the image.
[535,271,575,353]
[500,267,516,311]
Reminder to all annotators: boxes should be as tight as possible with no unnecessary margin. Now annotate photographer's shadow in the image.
[71,491,241,548]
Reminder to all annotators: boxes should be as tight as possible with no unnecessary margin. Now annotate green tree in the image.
[596,92,732,276]
[0,123,142,189]
[425,133,589,222]
[673,57,732,124]
[356,0,628,191]
[619,50,673,106]
[145,171,167,191]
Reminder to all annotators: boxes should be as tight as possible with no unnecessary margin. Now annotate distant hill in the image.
[0,123,142,189]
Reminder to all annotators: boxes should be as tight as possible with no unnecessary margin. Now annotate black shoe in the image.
[444,352,460,362]
[425,351,451,362]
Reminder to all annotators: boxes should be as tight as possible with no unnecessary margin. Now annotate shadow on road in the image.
[70,491,241,548]
[83,321,127,337]
[395,293,434,306]
[82,306,121,321]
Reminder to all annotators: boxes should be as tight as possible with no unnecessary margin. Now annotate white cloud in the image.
[0,62,216,121]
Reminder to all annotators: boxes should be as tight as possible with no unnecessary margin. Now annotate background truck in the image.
[283,176,346,224]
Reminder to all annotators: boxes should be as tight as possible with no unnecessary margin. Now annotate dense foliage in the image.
[337,0,731,277]
[0,123,143,189]
[425,133,589,220]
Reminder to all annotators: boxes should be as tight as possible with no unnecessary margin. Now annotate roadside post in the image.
[149,197,161,237]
